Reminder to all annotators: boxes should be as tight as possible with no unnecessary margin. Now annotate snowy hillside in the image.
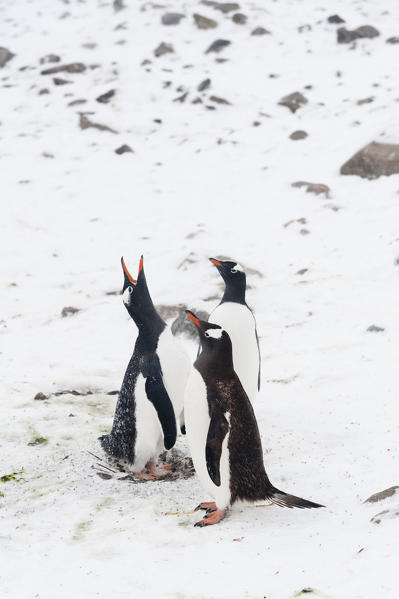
[1,0,399,597]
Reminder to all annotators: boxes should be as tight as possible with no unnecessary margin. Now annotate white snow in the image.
[1,0,399,597]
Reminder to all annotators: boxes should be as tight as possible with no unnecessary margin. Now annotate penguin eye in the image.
[128,286,133,294]
[204,332,210,338]
[231,268,237,274]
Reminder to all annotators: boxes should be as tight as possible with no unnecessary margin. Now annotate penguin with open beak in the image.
[99,256,190,479]
[184,310,324,526]
[208,258,261,403]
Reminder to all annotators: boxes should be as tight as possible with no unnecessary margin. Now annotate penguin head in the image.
[209,258,246,303]
[121,255,160,328]
[186,310,232,355]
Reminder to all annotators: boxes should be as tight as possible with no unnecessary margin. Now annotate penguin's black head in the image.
[186,310,232,354]
[121,256,163,331]
[209,258,246,304]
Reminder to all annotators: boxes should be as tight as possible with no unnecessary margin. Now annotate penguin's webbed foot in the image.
[194,508,226,527]
[144,460,172,479]
[194,501,217,513]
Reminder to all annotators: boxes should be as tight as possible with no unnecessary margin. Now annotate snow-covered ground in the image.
[1,0,399,597]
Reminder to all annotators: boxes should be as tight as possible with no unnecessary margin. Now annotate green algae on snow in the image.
[0,469,25,483]
[27,436,48,446]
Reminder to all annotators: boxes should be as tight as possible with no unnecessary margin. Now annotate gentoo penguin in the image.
[184,310,323,526]
[100,256,189,479]
[208,258,260,403]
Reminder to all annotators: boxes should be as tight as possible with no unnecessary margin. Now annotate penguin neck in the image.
[195,345,234,380]
[130,305,166,350]
[221,284,246,305]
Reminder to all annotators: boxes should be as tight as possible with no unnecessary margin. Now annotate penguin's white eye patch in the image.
[205,328,223,339]
[231,263,244,273]
[122,287,133,305]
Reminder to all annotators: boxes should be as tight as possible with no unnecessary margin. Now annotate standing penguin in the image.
[184,310,323,527]
[208,258,261,403]
[100,256,190,479]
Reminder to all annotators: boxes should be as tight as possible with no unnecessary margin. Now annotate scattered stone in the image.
[367,325,385,333]
[337,25,379,44]
[296,268,308,275]
[115,144,133,155]
[171,309,210,340]
[340,142,399,179]
[41,62,86,75]
[193,13,218,29]
[205,39,231,54]
[96,89,116,104]
[197,78,211,91]
[154,42,174,57]
[328,14,345,24]
[68,99,86,106]
[82,42,97,50]
[53,77,71,85]
[278,91,308,113]
[300,228,310,235]
[209,95,231,104]
[290,130,308,140]
[292,181,330,198]
[192,97,203,104]
[34,392,48,401]
[371,507,399,524]
[39,54,61,64]
[232,13,247,24]
[79,114,118,134]
[61,306,80,317]
[161,13,185,25]
[357,97,374,105]
[386,37,399,44]
[113,0,125,12]
[284,217,307,228]
[97,472,112,480]
[202,1,240,13]
[0,47,15,68]
[298,24,312,33]
[365,486,399,503]
[173,92,188,103]
[38,88,49,95]
[251,27,270,36]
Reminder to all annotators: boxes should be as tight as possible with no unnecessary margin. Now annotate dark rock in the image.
[251,27,270,35]
[209,95,231,105]
[68,99,87,106]
[39,88,50,95]
[97,472,112,480]
[162,13,185,25]
[298,24,312,33]
[337,25,379,44]
[205,39,231,54]
[232,13,247,24]
[290,130,308,140]
[192,97,203,104]
[340,142,399,179]
[198,78,211,92]
[96,89,116,103]
[154,42,174,57]
[113,0,125,11]
[53,77,71,85]
[79,114,118,134]
[365,486,399,503]
[171,309,210,340]
[292,181,330,198]
[328,14,345,24]
[34,392,48,401]
[39,54,61,64]
[61,306,80,317]
[115,144,133,155]
[201,1,240,13]
[386,37,399,44]
[0,47,15,68]
[278,91,308,113]
[41,63,86,75]
[173,92,188,103]
[371,508,399,524]
[357,97,374,105]
[367,325,385,333]
[296,268,308,275]
[193,13,218,29]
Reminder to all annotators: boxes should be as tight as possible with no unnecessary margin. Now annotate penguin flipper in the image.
[205,406,229,487]
[255,327,261,391]
[142,354,177,451]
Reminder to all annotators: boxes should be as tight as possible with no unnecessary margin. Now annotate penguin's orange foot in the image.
[158,463,172,471]
[194,508,226,527]
[144,461,171,479]
[194,501,217,512]
[133,472,157,481]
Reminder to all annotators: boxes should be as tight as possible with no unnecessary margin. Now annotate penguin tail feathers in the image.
[269,487,324,510]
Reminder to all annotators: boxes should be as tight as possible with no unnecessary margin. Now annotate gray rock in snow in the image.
[197,78,211,91]
[337,25,379,44]
[205,39,231,54]
[0,47,15,68]
[79,114,118,134]
[96,89,116,103]
[161,13,185,25]
[232,13,247,24]
[115,144,133,155]
[365,486,399,503]
[292,181,330,198]
[61,306,80,317]
[328,14,345,24]
[201,1,240,13]
[251,27,270,36]
[41,63,86,75]
[278,91,308,113]
[290,130,308,140]
[340,142,399,179]
[193,14,218,29]
[39,54,61,64]
[154,42,174,57]
[171,309,210,340]
[366,324,385,333]
[386,36,399,44]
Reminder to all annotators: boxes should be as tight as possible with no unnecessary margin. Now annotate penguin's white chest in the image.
[209,302,259,401]
[184,369,231,509]
[157,327,190,420]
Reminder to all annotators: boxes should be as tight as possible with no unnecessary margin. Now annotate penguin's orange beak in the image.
[121,257,137,285]
[186,310,201,328]
[209,258,222,267]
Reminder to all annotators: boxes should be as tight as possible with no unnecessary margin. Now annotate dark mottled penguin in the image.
[100,256,189,479]
[184,310,324,526]
[208,258,261,402]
